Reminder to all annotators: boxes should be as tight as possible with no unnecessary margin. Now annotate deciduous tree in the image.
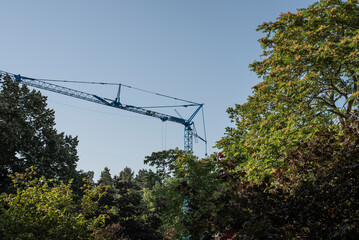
[0,167,106,240]
[218,0,359,179]
[144,148,182,182]
[0,75,79,192]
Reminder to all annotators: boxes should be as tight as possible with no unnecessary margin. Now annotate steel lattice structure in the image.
[0,70,206,152]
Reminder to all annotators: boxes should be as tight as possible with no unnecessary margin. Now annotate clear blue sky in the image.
[1,0,316,179]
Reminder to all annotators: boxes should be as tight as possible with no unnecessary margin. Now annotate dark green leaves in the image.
[0,75,79,192]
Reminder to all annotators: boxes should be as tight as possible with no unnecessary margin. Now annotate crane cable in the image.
[1,70,207,154]
[37,78,200,105]
[202,107,208,156]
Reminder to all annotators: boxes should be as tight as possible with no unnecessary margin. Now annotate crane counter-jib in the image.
[0,70,207,153]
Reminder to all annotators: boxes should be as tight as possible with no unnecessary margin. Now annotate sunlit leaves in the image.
[218,0,359,180]
[0,167,106,239]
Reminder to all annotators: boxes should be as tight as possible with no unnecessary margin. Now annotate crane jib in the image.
[0,70,206,153]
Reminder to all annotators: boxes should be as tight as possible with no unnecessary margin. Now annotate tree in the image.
[119,167,134,183]
[0,75,79,192]
[93,167,162,240]
[278,115,359,239]
[98,167,113,187]
[134,169,161,190]
[144,148,182,182]
[146,151,233,239]
[218,114,359,239]
[112,177,160,240]
[0,167,106,240]
[158,118,359,239]
[208,0,359,238]
[218,0,359,179]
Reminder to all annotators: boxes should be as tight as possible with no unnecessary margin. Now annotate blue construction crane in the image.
[0,70,207,153]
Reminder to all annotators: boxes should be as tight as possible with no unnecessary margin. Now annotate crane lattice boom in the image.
[0,70,206,153]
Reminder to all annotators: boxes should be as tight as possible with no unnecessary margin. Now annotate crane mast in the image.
[0,70,206,153]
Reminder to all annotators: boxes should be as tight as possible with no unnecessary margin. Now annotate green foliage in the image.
[149,1,359,239]
[149,152,225,239]
[2,1,358,239]
[0,167,106,240]
[280,120,359,239]
[150,118,359,239]
[134,169,161,190]
[222,115,359,239]
[218,0,359,180]
[98,167,114,187]
[94,167,162,240]
[144,148,183,181]
[119,167,134,183]
[0,75,80,192]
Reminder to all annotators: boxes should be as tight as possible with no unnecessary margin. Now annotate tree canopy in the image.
[218,0,359,179]
[0,167,106,240]
[98,167,114,187]
[0,75,80,192]
[1,1,359,239]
